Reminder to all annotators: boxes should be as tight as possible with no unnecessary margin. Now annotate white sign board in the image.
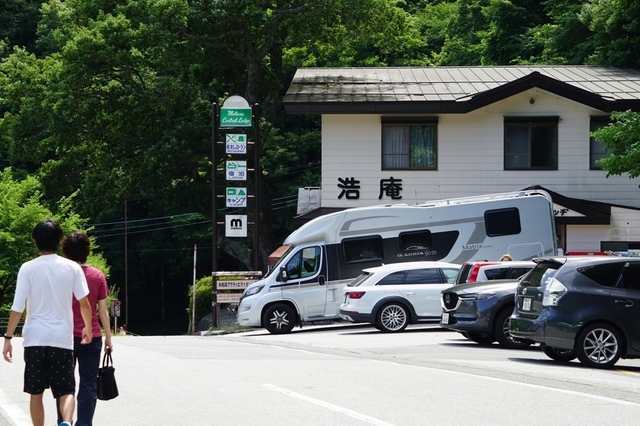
[225,215,247,237]
[226,134,247,154]
[226,161,247,181]
[226,187,247,208]
[216,293,242,303]
[217,280,256,290]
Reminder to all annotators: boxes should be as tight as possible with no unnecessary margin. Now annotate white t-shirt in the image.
[12,254,89,350]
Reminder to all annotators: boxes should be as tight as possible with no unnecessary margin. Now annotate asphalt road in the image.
[2,323,640,425]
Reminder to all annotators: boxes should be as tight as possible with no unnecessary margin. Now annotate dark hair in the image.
[31,219,63,253]
[62,231,91,263]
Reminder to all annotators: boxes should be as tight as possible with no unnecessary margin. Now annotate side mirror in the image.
[279,266,288,281]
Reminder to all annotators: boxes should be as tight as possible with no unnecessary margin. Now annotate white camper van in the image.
[236,190,557,334]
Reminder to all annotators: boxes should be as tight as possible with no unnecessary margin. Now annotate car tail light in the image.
[468,262,498,282]
[542,278,567,306]
[346,291,366,299]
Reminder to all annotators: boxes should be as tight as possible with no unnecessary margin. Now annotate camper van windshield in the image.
[265,245,294,278]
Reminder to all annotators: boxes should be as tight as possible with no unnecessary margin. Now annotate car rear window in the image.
[347,272,373,287]
[454,264,473,284]
[578,262,626,287]
[483,266,531,280]
[520,262,560,287]
[483,267,511,280]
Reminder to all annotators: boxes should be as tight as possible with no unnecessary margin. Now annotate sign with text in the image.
[217,280,257,290]
[226,161,247,181]
[216,293,242,304]
[226,187,247,207]
[225,215,247,237]
[220,96,252,127]
[225,134,247,154]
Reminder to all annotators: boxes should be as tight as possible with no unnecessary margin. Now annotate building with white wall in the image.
[284,66,640,254]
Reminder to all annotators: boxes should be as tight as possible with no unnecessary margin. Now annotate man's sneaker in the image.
[59,422,71,426]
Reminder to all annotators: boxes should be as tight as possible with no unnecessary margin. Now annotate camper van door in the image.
[280,244,328,319]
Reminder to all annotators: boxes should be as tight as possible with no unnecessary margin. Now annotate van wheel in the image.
[575,323,622,369]
[376,302,409,332]
[493,307,531,349]
[542,346,576,362]
[263,304,296,334]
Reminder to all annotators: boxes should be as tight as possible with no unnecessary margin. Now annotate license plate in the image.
[441,313,449,324]
[522,297,532,311]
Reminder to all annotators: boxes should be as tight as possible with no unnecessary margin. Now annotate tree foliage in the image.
[591,111,640,179]
[0,167,104,315]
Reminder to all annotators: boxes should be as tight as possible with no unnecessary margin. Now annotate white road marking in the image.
[263,384,396,426]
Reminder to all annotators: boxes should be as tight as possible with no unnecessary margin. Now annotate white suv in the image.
[339,261,460,332]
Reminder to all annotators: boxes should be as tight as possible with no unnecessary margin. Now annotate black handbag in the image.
[97,350,119,401]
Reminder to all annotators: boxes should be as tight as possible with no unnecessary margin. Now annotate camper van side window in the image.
[399,231,432,251]
[285,246,321,279]
[485,208,522,237]
[343,236,383,263]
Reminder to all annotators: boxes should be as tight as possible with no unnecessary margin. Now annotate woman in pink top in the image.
[59,231,113,426]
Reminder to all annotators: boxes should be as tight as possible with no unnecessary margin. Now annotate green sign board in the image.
[220,107,252,127]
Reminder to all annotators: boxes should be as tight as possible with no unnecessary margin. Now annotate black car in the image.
[510,256,640,368]
[440,278,531,349]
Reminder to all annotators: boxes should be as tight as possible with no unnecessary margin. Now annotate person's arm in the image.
[97,298,113,352]
[77,296,93,344]
[2,310,23,362]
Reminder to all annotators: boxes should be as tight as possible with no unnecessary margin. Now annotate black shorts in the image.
[23,346,76,398]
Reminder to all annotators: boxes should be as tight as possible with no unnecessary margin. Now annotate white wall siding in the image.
[565,225,610,252]
[321,89,640,209]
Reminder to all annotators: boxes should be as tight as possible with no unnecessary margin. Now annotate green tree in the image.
[531,0,595,64]
[0,167,90,315]
[481,0,546,65]
[591,111,640,178]
[580,0,640,67]
[0,0,44,57]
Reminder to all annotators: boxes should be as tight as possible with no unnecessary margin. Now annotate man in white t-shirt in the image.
[2,219,93,426]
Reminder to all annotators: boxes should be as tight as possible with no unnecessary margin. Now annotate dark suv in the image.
[510,256,640,368]
[441,278,530,349]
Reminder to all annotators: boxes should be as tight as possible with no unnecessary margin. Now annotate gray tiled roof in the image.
[283,66,640,114]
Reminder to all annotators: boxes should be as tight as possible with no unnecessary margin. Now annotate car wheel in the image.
[464,332,495,345]
[493,307,531,349]
[376,302,409,332]
[262,303,296,334]
[542,346,576,362]
[575,323,623,369]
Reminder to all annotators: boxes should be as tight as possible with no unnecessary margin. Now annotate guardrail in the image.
[0,318,24,335]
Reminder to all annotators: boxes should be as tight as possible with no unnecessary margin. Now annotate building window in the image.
[382,117,437,170]
[504,116,558,170]
[601,241,640,252]
[590,116,609,170]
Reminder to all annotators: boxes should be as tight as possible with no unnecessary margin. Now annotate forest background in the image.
[1,0,639,334]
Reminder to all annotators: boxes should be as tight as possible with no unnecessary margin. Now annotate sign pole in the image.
[253,103,261,271]
[211,102,219,328]
[192,244,197,334]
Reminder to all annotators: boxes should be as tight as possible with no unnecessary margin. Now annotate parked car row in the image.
[339,255,640,369]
